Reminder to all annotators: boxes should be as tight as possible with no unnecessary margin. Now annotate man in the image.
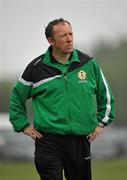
[9,18,115,180]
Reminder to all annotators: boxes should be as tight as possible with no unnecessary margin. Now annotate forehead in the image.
[53,22,72,34]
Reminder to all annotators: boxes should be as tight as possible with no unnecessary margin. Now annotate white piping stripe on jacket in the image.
[100,69,111,123]
[33,75,61,88]
[19,75,61,88]
[19,77,33,86]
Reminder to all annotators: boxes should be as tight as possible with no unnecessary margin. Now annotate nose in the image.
[67,35,72,42]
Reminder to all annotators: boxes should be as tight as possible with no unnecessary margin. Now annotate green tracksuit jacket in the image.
[9,47,115,135]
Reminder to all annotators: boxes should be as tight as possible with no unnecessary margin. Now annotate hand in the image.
[87,126,104,142]
[23,126,43,140]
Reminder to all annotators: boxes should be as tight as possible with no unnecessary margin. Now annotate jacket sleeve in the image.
[9,62,33,132]
[93,60,115,126]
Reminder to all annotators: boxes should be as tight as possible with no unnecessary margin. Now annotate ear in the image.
[47,37,55,46]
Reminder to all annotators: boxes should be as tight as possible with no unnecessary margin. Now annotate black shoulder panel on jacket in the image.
[21,54,62,83]
[21,55,43,82]
[68,50,93,72]
[32,55,61,83]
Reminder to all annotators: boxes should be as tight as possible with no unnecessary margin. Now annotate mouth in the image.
[66,45,73,48]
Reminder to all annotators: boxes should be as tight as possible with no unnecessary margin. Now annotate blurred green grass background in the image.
[0,159,127,180]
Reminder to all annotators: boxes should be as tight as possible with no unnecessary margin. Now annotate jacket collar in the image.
[43,46,80,65]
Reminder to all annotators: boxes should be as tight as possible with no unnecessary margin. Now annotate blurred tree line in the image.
[0,40,127,126]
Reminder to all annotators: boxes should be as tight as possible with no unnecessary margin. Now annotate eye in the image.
[69,32,73,36]
[61,34,66,37]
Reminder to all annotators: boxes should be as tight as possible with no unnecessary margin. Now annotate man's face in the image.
[48,22,73,54]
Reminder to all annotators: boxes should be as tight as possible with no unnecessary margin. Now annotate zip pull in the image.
[64,73,67,80]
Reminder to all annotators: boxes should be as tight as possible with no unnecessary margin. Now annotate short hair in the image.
[45,18,71,39]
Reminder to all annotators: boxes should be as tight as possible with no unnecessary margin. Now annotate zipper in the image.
[64,74,71,132]
[64,73,67,90]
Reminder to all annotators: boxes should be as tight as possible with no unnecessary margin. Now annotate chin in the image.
[65,48,73,54]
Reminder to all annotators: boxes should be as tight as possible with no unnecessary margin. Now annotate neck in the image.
[52,49,71,64]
